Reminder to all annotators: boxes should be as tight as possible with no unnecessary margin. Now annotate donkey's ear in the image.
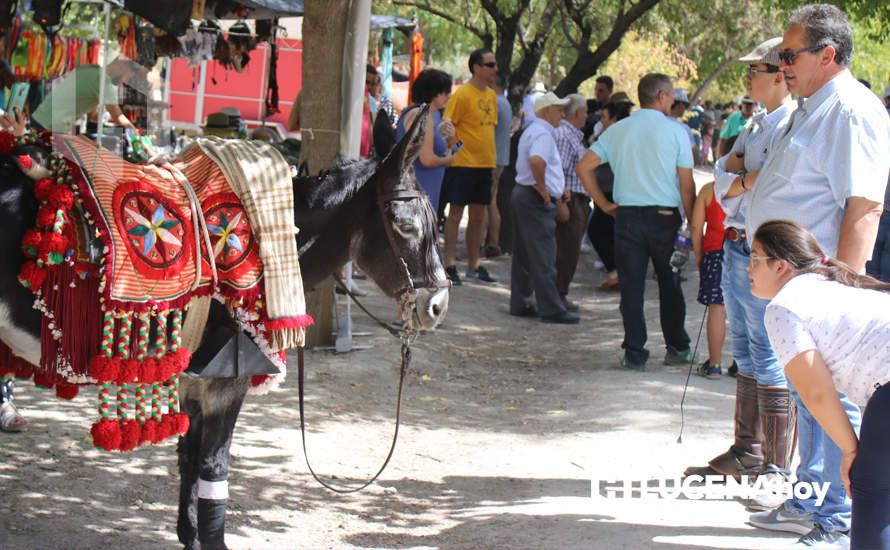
[399,103,428,168]
[372,108,397,158]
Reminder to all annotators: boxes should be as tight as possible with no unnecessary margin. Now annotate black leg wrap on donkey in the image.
[1,378,14,404]
[684,373,764,478]
[197,478,229,550]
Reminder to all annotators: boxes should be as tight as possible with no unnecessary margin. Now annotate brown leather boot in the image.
[748,385,797,511]
[684,373,764,478]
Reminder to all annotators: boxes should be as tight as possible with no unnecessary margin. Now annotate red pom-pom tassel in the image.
[139,420,158,446]
[38,232,68,258]
[137,357,157,384]
[174,412,190,435]
[91,419,122,451]
[88,355,118,382]
[17,155,33,170]
[36,204,57,227]
[18,260,46,291]
[55,383,79,400]
[158,414,175,441]
[34,178,54,201]
[48,187,74,210]
[118,419,141,452]
[21,228,42,257]
[116,358,140,385]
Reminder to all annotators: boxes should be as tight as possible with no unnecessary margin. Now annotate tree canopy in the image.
[377,0,889,107]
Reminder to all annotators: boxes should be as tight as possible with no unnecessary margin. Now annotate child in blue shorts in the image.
[690,182,735,378]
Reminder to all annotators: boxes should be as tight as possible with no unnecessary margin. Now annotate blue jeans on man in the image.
[721,239,786,387]
[613,206,690,365]
[785,388,861,534]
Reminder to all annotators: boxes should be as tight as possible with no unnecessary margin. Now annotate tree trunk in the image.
[554,0,661,97]
[300,0,351,348]
[691,53,736,103]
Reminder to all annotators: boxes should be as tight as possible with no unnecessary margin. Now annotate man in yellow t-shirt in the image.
[442,48,499,285]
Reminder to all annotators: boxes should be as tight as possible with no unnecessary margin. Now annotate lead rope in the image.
[298,261,418,492]
[297,340,410,493]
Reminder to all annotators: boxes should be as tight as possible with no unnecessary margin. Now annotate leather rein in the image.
[296,176,449,493]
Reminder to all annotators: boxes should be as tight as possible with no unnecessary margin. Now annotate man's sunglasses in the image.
[480,61,497,68]
[777,44,826,65]
[746,66,779,78]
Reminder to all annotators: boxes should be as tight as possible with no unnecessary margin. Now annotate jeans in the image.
[721,239,787,387]
[785,387,861,533]
[614,206,690,365]
[851,383,890,549]
[866,210,890,283]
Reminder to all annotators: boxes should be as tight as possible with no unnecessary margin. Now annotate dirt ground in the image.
[0,170,803,549]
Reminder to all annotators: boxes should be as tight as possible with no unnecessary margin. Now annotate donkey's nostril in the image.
[431,304,441,316]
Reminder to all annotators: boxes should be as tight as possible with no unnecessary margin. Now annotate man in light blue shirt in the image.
[745,5,890,547]
[510,92,578,324]
[577,73,695,370]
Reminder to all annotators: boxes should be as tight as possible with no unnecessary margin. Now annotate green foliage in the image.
[850,17,890,93]
[582,30,697,103]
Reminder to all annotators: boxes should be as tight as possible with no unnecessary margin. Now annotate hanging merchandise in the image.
[408,32,423,104]
[9,26,30,75]
[135,24,157,69]
[123,0,192,38]
[117,14,137,60]
[178,22,217,68]
[86,38,100,65]
[381,27,393,99]
[265,42,278,115]
[44,34,65,78]
[226,20,254,73]
[154,31,181,58]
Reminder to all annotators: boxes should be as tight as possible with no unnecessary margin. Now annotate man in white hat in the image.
[521,81,547,130]
[509,92,579,324]
[577,73,695,370]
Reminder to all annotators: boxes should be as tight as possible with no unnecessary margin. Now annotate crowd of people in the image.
[383,3,888,548]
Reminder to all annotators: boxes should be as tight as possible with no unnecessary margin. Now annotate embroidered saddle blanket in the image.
[4,131,312,451]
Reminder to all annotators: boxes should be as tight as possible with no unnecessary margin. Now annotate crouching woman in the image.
[749,219,890,550]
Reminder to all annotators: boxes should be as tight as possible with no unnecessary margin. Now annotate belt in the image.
[725,227,747,242]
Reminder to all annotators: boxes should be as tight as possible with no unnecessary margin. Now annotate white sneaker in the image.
[749,506,815,536]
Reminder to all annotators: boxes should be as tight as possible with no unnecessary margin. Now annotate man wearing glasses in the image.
[744,4,890,547]
[442,48,500,285]
[684,35,797,512]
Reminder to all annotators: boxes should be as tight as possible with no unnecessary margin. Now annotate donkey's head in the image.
[354,105,449,331]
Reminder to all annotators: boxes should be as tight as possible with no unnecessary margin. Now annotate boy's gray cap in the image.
[739,37,782,67]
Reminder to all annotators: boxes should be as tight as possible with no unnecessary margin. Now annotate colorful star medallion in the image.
[113,180,192,279]
[202,192,258,277]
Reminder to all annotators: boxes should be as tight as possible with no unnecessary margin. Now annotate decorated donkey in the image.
[0,106,449,549]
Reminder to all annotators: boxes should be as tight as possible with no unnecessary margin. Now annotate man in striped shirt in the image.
[553,94,590,312]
